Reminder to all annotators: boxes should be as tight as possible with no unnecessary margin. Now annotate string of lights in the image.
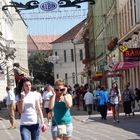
[3,9,132,21]
[11,9,88,20]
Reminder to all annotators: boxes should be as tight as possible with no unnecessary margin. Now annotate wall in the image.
[53,41,87,87]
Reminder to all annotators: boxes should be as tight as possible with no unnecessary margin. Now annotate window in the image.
[79,49,83,61]
[65,73,68,85]
[124,5,127,33]
[134,0,137,23]
[127,1,130,30]
[56,74,59,79]
[72,72,75,84]
[55,51,58,63]
[119,12,122,37]
[130,0,133,26]
[71,49,74,62]
[64,50,67,62]
[55,51,57,56]
[81,75,84,84]
[122,10,124,35]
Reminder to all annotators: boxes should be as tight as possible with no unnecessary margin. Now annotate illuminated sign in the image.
[123,48,140,61]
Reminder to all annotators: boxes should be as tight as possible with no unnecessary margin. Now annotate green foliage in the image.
[28,51,54,85]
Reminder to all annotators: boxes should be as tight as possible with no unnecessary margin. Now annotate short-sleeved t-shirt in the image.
[109,89,121,105]
[20,91,39,125]
[42,91,53,108]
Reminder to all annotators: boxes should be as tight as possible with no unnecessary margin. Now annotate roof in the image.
[27,35,38,52]
[27,35,61,51]
[31,35,61,43]
[52,19,86,43]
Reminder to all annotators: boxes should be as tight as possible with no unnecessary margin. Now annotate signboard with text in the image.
[123,48,140,62]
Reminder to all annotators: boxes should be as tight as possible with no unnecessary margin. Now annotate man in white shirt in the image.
[84,88,94,119]
[42,85,53,125]
[6,86,16,129]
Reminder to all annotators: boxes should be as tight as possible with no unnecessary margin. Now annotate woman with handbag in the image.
[109,82,121,123]
[49,79,73,140]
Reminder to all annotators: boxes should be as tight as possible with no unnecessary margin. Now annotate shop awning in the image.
[112,61,140,71]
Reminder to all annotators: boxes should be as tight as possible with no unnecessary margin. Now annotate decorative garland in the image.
[2,0,95,13]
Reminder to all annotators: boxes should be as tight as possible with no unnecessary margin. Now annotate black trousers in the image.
[99,105,107,119]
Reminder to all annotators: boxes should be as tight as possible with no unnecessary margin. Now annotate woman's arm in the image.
[49,86,56,110]
[16,92,25,113]
[36,99,45,125]
[49,93,56,110]
[64,94,73,108]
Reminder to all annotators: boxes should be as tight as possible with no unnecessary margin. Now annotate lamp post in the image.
[47,55,59,64]
[71,39,78,84]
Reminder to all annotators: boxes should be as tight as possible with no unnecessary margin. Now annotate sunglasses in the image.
[54,88,65,92]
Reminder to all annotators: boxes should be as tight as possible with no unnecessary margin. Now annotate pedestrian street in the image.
[0,112,140,140]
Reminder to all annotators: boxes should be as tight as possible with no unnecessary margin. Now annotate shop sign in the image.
[95,71,102,76]
[123,48,140,61]
[119,45,128,52]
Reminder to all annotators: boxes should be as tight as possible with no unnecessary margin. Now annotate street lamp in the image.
[71,39,78,84]
[47,55,59,64]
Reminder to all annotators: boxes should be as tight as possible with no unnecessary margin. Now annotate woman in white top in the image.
[17,77,46,140]
[109,82,121,123]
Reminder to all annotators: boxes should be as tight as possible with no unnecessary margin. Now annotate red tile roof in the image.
[28,35,61,51]
[52,19,86,44]
[27,35,38,52]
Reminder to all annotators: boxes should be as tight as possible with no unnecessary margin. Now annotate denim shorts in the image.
[51,123,73,138]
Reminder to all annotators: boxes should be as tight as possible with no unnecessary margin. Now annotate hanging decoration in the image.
[2,0,95,12]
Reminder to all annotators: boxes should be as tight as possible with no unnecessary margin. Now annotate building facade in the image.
[0,0,28,100]
[52,20,87,87]
[86,0,140,90]
[87,0,119,89]
[117,0,140,89]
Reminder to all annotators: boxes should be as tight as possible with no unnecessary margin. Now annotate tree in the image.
[28,51,54,85]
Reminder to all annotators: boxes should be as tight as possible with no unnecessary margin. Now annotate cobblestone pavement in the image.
[0,107,140,140]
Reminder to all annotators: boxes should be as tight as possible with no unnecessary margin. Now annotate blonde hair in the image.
[55,79,64,86]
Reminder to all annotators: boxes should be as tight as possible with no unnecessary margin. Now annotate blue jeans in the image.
[20,124,40,140]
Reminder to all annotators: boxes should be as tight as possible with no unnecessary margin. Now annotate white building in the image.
[52,20,87,87]
[0,0,28,100]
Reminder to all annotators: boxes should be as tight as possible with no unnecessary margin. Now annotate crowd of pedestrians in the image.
[71,81,140,123]
[2,77,140,140]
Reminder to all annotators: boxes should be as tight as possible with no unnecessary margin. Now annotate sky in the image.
[14,0,88,35]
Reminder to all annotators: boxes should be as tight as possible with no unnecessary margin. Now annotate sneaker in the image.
[113,120,116,123]
[132,112,135,116]
[116,119,120,123]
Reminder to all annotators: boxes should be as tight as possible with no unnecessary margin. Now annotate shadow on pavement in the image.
[71,105,140,139]
[83,111,140,139]
[0,107,20,120]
